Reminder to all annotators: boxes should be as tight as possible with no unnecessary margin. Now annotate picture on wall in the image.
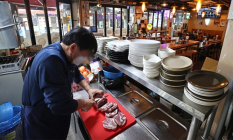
[214,19,220,26]
[220,19,227,27]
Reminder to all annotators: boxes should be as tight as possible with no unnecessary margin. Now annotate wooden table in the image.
[199,43,212,49]
[150,30,168,34]
[162,38,176,43]
[160,40,200,50]
[208,39,222,43]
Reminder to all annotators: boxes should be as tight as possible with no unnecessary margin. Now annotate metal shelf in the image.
[97,52,215,121]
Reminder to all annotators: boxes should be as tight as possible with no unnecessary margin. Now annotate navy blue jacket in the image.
[21,42,84,139]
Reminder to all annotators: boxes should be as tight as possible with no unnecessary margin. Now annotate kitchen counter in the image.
[74,82,156,140]
[97,52,213,121]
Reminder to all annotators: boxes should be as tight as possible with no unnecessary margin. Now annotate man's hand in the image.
[87,89,104,99]
[76,99,94,112]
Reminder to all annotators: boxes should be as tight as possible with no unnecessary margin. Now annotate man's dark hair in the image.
[62,27,97,54]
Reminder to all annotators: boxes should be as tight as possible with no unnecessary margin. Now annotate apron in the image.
[16,55,74,140]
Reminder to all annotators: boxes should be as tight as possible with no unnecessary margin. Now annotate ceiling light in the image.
[216,4,221,15]
[196,0,202,12]
[202,11,205,18]
[171,5,177,14]
[181,6,186,10]
[97,0,102,7]
[161,1,168,7]
[140,2,148,13]
[181,3,186,10]
[192,8,196,11]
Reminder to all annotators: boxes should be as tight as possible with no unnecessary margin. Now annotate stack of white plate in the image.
[128,39,160,68]
[143,54,161,78]
[160,56,193,87]
[185,71,228,106]
[96,37,118,53]
[158,48,176,59]
[106,40,130,52]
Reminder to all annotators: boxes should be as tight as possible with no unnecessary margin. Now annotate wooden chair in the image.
[182,50,198,64]
[164,39,172,43]
[176,48,186,55]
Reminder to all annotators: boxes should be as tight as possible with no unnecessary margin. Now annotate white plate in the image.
[130,61,143,67]
[159,79,185,88]
[184,87,221,106]
[128,58,143,64]
[185,87,224,102]
[129,50,157,56]
[187,83,224,96]
[162,56,193,71]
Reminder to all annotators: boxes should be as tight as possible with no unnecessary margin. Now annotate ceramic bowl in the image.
[162,56,193,71]
[160,69,186,81]
[160,74,186,87]
[143,54,161,66]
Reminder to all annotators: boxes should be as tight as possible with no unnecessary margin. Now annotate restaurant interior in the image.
[0,0,233,140]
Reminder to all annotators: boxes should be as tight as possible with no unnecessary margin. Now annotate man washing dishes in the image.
[19,27,104,139]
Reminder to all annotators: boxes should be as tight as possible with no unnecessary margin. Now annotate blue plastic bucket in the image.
[103,66,123,79]
[0,106,21,139]
[0,102,13,123]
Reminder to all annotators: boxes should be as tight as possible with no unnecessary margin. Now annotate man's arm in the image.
[38,56,93,114]
[74,65,104,99]
[78,79,104,99]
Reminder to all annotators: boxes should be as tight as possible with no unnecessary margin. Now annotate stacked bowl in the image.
[158,48,176,59]
[128,39,160,68]
[160,56,192,87]
[143,54,161,78]
[184,71,228,106]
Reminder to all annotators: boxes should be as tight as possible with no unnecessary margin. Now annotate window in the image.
[153,11,158,29]
[158,11,162,30]
[148,11,153,24]
[115,8,121,37]
[106,7,113,37]
[59,2,72,37]
[29,0,49,48]
[162,10,170,30]
[97,7,104,35]
[122,8,128,36]
[89,6,96,26]
[5,0,32,48]
[90,4,128,37]
[129,6,135,24]
[47,0,60,44]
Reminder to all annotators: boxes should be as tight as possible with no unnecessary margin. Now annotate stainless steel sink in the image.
[138,108,188,140]
[117,90,154,117]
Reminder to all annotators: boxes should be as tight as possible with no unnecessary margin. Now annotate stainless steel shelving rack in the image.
[97,52,228,140]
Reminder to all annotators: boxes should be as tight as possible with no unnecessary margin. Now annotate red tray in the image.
[78,93,136,140]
